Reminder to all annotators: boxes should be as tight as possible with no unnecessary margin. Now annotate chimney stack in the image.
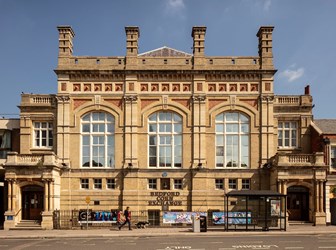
[125,26,140,57]
[257,26,274,69]
[57,26,75,57]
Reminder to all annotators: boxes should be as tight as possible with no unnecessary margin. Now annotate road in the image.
[1,234,336,250]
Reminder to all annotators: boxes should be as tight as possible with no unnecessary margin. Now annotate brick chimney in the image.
[57,26,75,57]
[125,26,140,57]
[257,26,274,70]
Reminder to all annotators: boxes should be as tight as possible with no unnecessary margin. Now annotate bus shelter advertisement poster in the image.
[163,212,207,224]
[212,212,252,224]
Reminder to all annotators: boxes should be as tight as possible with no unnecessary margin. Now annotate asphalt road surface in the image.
[1,234,336,250]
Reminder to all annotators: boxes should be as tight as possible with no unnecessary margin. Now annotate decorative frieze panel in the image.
[208,99,228,110]
[105,99,123,108]
[139,82,192,93]
[69,73,124,81]
[73,99,91,110]
[72,82,124,93]
[138,73,193,81]
[171,99,191,109]
[141,99,160,109]
[205,73,260,81]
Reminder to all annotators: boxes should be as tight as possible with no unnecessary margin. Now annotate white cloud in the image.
[279,67,305,82]
[166,0,185,10]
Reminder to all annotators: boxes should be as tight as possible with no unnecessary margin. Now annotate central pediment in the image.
[139,46,192,57]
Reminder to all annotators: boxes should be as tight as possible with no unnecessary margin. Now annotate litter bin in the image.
[192,215,200,232]
[200,215,207,232]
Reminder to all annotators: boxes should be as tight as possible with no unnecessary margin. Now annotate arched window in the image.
[148,111,182,168]
[215,112,249,168]
[81,112,115,168]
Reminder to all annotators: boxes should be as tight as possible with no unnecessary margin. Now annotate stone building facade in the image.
[1,25,328,229]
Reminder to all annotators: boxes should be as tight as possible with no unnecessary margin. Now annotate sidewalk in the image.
[0,225,336,239]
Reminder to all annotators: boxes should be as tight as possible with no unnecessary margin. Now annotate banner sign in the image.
[78,210,118,223]
[163,212,207,224]
[212,212,252,225]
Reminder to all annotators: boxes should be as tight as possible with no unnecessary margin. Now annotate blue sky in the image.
[0,0,335,118]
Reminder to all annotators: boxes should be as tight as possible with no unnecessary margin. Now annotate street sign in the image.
[85,196,90,204]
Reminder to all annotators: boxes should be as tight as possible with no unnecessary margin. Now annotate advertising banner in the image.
[78,210,118,223]
[212,212,252,225]
[163,212,207,224]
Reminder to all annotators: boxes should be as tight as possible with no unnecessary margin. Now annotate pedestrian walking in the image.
[119,206,132,230]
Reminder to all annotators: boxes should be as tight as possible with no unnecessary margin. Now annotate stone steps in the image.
[9,220,44,230]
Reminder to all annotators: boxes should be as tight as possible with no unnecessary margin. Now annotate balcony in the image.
[4,152,60,167]
[20,94,56,108]
[274,152,325,168]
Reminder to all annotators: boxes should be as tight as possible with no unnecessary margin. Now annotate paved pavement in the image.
[1,224,336,239]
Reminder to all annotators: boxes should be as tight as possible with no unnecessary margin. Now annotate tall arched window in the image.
[148,111,182,168]
[215,112,249,168]
[81,112,115,168]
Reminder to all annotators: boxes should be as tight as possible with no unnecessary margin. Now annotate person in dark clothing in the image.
[119,206,132,230]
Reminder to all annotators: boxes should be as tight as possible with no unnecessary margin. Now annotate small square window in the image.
[174,179,183,190]
[148,179,157,189]
[242,179,251,190]
[107,178,116,189]
[228,179,237,190]
[94,179,102,189]
[94,200,100,205]
[80,178,89,189]
[164,59,167,64]
[215,179,224,190]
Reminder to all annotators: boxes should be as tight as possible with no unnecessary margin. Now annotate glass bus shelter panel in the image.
[225,195,286,231]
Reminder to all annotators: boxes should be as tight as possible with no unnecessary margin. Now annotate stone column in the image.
[41,179,53,230]
[4,180,15,230]
[315,180,319,213]
[319,181,323,213]
[8,180,12,211]
[44,180,49,211]
[314,179,326,225]
[277,180,281,194]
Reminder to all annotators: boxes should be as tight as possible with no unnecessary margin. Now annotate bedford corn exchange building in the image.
[0,25,330,230]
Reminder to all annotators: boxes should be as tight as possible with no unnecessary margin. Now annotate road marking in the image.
[279,241,302,243]
[318,247,336,249]
[284,247,304,249]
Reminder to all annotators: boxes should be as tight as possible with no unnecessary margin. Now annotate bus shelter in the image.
[225,190,287,231]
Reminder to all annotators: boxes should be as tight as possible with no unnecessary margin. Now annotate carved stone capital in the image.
[261,95,274,103]
[192,95,206,103]
[124,95,138,103]
[56,95,70,103]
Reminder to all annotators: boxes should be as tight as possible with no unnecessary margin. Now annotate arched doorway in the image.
[287,186,309,221]
[22,185,44,221]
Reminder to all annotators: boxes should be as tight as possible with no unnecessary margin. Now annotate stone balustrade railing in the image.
[4,152,59,167]
[276,152,325,167]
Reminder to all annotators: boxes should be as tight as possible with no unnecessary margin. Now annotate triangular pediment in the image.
[139,46,192,57]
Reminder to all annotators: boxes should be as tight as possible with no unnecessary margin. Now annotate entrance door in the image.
[287,186,309,221]
[22,185,44,221]
[148,210,160,226]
